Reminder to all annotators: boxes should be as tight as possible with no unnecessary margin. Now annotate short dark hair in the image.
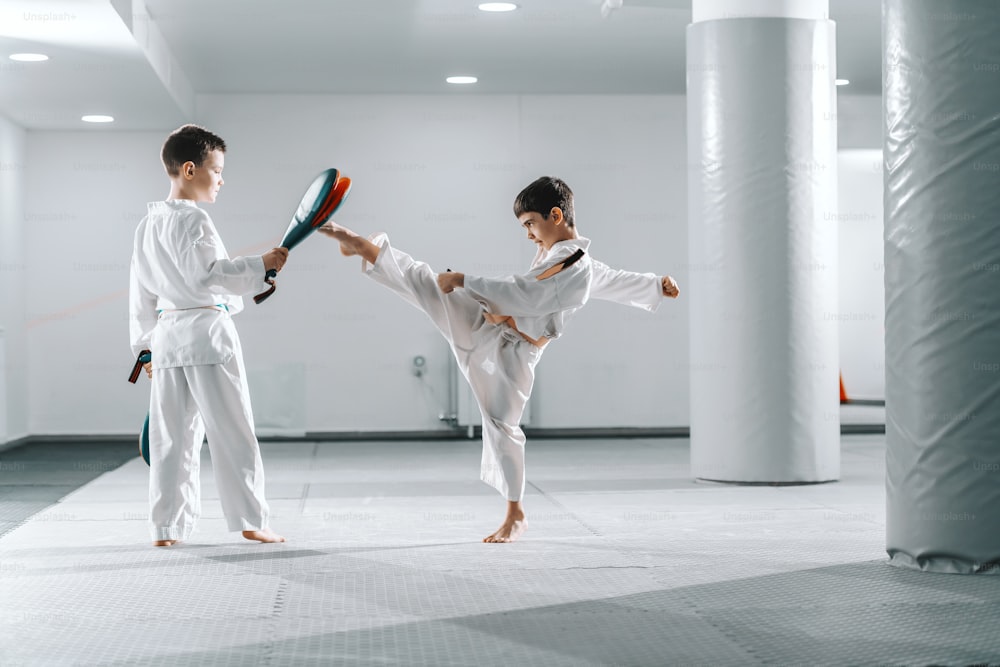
[161,124,226,176]
[514,176,575,228]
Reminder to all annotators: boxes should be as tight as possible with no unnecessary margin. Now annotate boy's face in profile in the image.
[518,208,565,251]
[184,149,225,203]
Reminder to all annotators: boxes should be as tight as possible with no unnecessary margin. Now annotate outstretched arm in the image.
[188,235,269,296]
[590,259,679,311]
[177,212,276,297]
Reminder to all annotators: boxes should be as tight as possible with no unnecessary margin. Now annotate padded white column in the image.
[884,0,1000,573]
[687,0,839,482]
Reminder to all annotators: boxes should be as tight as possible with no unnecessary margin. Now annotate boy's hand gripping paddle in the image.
[253,168,352,304]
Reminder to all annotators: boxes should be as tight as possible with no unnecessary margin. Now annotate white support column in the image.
[884,0,1000,573]
[687,0,839,482]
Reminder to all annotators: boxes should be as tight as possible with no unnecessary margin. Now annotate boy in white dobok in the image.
[129,124,287,547]
[320,176,679,543]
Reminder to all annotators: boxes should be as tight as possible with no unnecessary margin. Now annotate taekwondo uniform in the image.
[364,233,663,501]
[129,199,270,542]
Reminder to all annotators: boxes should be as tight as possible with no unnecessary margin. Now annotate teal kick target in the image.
[139,413,150,466]
[253,168,353,304]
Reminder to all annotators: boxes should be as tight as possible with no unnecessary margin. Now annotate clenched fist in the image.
[661,275,679,298]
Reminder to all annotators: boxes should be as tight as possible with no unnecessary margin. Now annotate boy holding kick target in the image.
[129,124,287,546]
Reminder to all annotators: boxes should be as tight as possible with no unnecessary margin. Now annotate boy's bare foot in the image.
[318,222,380,263]
[317,222,358,256]
[242,529,286,544]
[483,501,527,543]
[153,540,179,547]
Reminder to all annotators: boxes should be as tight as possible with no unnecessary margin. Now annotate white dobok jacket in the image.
[463,236,664,342]
[129,200,266,368]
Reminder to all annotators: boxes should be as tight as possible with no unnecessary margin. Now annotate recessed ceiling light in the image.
[478,2,518,11]
[446,76,478,84]
[81,115,115,123]
[835,79,850,86]
[9,53,49,62]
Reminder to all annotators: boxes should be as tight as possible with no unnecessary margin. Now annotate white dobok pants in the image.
[148,351,269,541]
[367,235,544,501]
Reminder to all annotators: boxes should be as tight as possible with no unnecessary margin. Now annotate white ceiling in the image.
[0,0,881,131]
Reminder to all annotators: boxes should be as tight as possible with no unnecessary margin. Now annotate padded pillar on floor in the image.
[884,0,1000,573]
[687,0,839,482]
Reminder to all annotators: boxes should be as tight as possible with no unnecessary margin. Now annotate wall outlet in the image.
[412,355,426,377]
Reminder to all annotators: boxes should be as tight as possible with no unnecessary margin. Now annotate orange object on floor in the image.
[839,373,848,404]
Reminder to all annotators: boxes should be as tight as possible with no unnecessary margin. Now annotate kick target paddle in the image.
[253,168,353,304]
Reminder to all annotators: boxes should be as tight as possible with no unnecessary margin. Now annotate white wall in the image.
[20,93,886,436]
[0,114,28,443]
[23,130,166,436]
[837,95,882,150]
[836,95,884,400]
[837,149,885,399]
[23,95,689,435]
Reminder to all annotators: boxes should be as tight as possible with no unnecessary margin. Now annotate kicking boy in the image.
[319,176,679,543]
[129,124,287,546]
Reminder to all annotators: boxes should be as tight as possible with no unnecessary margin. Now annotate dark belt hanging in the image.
[128,350,152,384]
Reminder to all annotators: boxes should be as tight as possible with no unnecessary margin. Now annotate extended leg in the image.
[320,225,484,349]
